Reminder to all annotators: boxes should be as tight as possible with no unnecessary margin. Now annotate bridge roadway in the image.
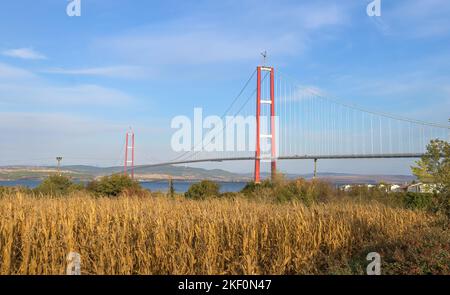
[132,153,425,170]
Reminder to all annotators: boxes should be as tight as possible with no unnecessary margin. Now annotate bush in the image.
[0,186,7,197]
[34,175,83,196]
[185,180,220,200]
[241,176,333,205]
[403,192,433,210]
[241,180,273,194]
[87,174,143,197]
[431,193,450,219]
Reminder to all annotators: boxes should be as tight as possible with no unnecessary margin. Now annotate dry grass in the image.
[0,192,443,275]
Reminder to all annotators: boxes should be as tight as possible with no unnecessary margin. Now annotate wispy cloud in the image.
[101,29,301,65]
[0,112,123,135]
[97,1,348,66]
[0,62,35,79]
[383,0,450,38]
[0,63,133,107]
[1,47,46,60]
[0,83,133,106]
[42,65,149,79]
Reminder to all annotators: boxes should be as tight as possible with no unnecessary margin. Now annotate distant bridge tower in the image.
[255,66,277,183]
[124,129,135,179]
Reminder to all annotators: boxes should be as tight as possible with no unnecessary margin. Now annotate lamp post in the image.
[56,157,63,175]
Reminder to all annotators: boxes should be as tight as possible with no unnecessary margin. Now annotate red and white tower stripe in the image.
[124,129,135,179]
[254,66,277,183]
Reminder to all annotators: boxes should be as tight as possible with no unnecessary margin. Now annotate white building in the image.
[406,183,437,194]
[340,184,353,192]
[390,184,403,193]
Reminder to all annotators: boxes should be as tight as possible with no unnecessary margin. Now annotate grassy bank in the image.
[0,192,448,275]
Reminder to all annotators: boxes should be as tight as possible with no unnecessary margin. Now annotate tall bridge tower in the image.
[255,66,277,183]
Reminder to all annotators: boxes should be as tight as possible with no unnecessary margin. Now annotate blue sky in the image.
[0,0,449,174]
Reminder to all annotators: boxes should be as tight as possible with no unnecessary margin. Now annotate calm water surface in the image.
[0,179,247,193]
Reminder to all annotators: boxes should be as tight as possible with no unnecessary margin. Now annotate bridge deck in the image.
[133,153,424,170]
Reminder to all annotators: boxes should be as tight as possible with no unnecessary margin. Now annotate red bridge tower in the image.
[124,129,135,179]
[255,66,277,183]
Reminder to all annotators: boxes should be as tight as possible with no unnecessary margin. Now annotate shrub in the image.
[168,178,175,198]
[275,179,310,203]
[431,193,450,219]
[34,175,82,196]
[241,176,333,205]
[403,192,433,210]
[185,180,220,200]
[0,186,7,197]
[87,174,143,197]
[241,179,275,201]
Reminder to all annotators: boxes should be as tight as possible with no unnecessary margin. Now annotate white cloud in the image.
[271,2,346,29]
[1,48,47,60]
[102,29,302,65]
[384,0,450,38]
[0,83,132,106]
[0,112,122,135]
[284,85,326,101]
[0,63,133,107]
[0,62,35,80]
[96,2,347,66]
[42,65,149,79]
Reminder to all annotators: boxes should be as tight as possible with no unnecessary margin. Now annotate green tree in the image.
[87,174,142,197]
[35,175,83,195]
[411,139,450,193]
[185,180,220,200]
[411,139,450,218]
[168,178,175,198]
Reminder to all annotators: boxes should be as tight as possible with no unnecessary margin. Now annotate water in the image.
[0,180,41,189]
[0,180,247,193]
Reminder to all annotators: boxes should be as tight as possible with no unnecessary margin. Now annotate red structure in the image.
[124,129,135,179]
[254,66,276,183]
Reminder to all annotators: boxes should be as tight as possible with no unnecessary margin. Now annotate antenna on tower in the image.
[260,51,267,65]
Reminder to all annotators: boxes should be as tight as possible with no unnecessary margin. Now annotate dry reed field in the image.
[0,192,446,275]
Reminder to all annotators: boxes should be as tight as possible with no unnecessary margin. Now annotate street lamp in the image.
[56,157,63,175]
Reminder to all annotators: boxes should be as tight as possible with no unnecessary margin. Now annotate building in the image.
[406,183,437,194]
[340,184,353,192]
[389,184,404,193]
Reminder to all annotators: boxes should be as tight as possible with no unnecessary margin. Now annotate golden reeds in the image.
[0,192,434,275]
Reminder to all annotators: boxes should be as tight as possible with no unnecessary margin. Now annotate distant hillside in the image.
[0,165,248,182]
[0,165,415,184]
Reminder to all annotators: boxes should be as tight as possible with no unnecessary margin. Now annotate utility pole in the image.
[313,159,318,180]
[56,157,63,176]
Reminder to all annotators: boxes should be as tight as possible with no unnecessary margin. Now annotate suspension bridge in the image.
[125,65,449,183]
